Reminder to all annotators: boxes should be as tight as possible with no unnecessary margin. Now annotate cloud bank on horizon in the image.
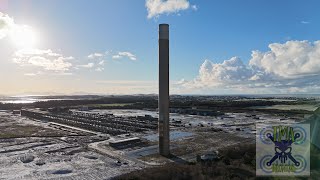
[180,40,320,94]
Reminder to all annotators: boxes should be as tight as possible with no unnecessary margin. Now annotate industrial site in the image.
[0,23,320,179]
[2,2,320,178]
[1,94,320,179]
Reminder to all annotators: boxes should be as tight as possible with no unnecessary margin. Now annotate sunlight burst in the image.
[10,25,37,49]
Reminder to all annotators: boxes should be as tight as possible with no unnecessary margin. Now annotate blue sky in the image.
[0,0,320,95]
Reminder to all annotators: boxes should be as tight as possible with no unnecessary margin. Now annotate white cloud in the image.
[3,11,105,75]
[175,78,188,85]
[0,12,15,39]
[77,62,105,71]
[14,48,61,57]
[56,72,73,76]
[198,57,253,83]
[182,40,320,94]
[77,62,94,68]
[249,40,320,78]
[0,12,37,49]
[88,53,103,59]
[13,48,73,72]
[112,55,121,59]
[82,50,138,71]
[98,60,105,65]
[112,51,137,61]
[146,0,190,18]
[191,5,198,11]
[301,21,310,24]
[24,73,37,76]
[96,80,156,85]
[95,67,104,72]
[79,53,106,72]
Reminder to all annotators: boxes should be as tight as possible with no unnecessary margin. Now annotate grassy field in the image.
[0,124,71,138]
[252,104,319,111]
[0,113,79,138]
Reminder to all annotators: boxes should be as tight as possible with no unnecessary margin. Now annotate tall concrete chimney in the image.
[158,24,170,157]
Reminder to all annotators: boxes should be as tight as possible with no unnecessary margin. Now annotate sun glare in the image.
[10,25,37,49]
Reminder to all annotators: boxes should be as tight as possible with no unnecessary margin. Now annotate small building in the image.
[12,110,21,115]
[109,137,140,148]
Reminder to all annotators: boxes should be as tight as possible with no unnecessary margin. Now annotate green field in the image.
[252,104,318,111]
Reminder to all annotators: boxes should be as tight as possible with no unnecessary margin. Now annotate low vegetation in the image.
[115,143,320,180]
[115,144,256,180]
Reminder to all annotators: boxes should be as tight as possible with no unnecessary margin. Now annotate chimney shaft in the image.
[158,24,170,157]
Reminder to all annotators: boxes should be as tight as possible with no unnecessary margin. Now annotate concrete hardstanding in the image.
[158,24,170,157]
